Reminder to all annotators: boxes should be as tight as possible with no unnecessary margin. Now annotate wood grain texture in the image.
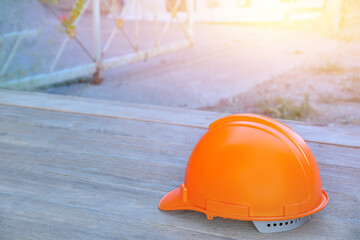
[0,89,359,148]
[0,90,359,240]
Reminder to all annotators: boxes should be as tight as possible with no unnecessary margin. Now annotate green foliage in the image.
[257,95,312,121]
[39,0,84,38]
[62,0,84,26]
[39,0,58,3]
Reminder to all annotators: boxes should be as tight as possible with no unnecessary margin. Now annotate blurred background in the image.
[0,0,359,128]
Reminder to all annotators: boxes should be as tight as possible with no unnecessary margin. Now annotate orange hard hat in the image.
[159,114,328,233]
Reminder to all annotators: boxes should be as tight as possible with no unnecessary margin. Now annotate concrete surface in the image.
[0,1,339,109]
[44,22,338,109]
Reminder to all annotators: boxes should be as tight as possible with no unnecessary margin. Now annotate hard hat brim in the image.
[158,187,190,211]
[159,187,209,217]
[159,188,329,221]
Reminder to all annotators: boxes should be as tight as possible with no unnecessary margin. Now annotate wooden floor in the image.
[0,89,359,240]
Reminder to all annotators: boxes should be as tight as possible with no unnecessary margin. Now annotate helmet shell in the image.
[159,114,328,221]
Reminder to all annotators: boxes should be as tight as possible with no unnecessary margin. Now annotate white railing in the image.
[0,0,194,89]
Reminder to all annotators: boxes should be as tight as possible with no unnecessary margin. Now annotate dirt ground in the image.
[3,2,358,129]
[43,20,359,129]
[44,21,340,109]
[203,38,360,128]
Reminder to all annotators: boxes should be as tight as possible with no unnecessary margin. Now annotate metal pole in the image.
[49,37,69,73]
[1,35,23,76]
[49,0,92,73]
[92,0,102,84]
[103,40,192,70]
[0,29,38,40]
[1,40,192,90]
[0,63,97,90]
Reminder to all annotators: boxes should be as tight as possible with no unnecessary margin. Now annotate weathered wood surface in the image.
[1,89,359,148]
[0,89,359,240]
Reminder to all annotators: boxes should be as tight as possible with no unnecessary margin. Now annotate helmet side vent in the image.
[253,216,310,233]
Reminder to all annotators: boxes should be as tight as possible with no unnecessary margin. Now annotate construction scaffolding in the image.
[0,0,194,89]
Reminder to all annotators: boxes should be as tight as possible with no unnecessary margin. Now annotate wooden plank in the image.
[0,89,359,148]
[1,126,359,200]
[0,105,359,239]
[0,174,228,240]
[0,162,359,240]
[1,105,358,203]
[1,105,359,169]
[1,140,359,223]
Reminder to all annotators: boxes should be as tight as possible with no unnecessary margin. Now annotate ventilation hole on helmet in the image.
[285,222,288,225]
[291,220,293,224]
[279,223,282,226]
[267,224,271,227]
[273,223,277,227]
